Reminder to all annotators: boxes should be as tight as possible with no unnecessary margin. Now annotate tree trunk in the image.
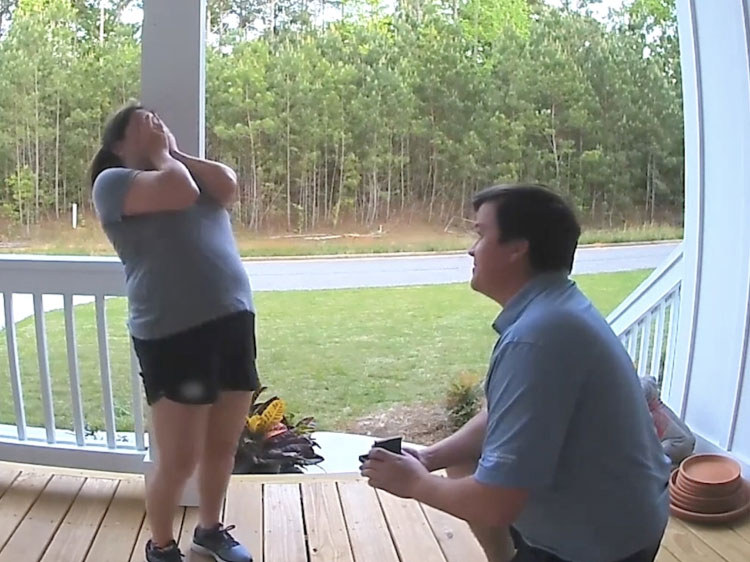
[247,111,259,230]
[324,138,330,222]
[55,93,60,219]
[334,131,345,226]
[285,83,291,230]
[34,66,40,222]
[99,0,105,44]
[386,134,392,220]
[550,103,560,189]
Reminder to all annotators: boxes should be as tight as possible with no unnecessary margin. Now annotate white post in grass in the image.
[140,0,207,508]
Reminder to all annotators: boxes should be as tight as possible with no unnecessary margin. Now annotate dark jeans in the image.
[509,527,662,562]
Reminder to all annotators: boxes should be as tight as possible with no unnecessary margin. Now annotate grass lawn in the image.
[0,269,650,433]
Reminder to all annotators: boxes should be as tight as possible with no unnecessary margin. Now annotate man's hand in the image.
[360,448,430,499]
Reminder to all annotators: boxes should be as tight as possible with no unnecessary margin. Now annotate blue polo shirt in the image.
[475,272,670,562]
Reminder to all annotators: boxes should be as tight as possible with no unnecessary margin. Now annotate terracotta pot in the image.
[669,472,742,514]
[679,454,741,486]
[676,472,742,498]
[670,485,750,524]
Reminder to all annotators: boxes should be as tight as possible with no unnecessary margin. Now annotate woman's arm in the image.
[171,149,238,207]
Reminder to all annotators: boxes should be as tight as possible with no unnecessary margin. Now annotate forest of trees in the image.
[0,0,683,232]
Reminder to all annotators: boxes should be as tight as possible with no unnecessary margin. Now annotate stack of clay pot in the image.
[669,453,750,523]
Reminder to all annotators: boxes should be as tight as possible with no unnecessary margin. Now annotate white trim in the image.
[727,0,750,451]
[606,244,683,328]
[3,293,26,440]
[95,295,117,449]
[33,293,55,443]
[670,0,706,416]
[0,438,146,473]
[63,293,86,447]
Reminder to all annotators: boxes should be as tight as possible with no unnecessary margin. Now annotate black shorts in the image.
[509,527,662,562]
[132,310,261,406]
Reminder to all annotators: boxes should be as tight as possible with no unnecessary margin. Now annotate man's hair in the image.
[472,184,581,273]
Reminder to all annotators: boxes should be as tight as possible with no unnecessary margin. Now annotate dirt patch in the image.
[343,403,455,446]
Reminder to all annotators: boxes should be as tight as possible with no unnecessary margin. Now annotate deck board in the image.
[679,518,750,562]
[338,479,400,562]
[129,508,185,562]
[0,474,84,562]
[300,481,354,562]
[662,518,726,562]
[377,489,447,562]
[0,471,51,550]
[43,477,119,562]
[0,462,746,562]
[264,483,307,562]
[84,478,145,562]
[225,480,264,562]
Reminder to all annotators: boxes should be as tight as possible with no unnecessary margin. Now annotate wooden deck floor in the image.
[0,462,748,562]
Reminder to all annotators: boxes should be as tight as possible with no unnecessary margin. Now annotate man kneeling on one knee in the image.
[361,184,670,562]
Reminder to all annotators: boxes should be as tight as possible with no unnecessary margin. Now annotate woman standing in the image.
[91,104,256,562]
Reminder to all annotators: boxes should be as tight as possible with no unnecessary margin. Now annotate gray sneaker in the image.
[145,539,184,562]
[191,524,253,562]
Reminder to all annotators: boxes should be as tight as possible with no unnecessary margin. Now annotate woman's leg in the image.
[147,398,211,547]
[197,390,253,529]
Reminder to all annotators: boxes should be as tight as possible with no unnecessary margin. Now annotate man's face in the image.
[468,201,528,301]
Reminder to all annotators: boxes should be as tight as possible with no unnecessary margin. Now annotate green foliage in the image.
[445,371,483,430]
[0,1,683,232]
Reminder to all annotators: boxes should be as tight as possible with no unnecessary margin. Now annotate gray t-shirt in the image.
[475,272,670,562]
[92,167,254,340]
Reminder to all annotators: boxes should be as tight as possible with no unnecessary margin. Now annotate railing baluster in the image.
[627,326,638,359]
[63,294,86,447]
[638,315,652,377]
[95,294,117,449]
[33,293,56,443]
[663,290,681,392]
[130,343,145,451]
[3,292,27,440]
[650,302,667,381]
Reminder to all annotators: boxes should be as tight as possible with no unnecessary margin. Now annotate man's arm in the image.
[363,447,528,529]
[171,150,238,207]
[420,408,488,471]
[415,474,528,529]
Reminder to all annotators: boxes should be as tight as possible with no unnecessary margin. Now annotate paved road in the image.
[243,241,680,291]
[0,242,679,328]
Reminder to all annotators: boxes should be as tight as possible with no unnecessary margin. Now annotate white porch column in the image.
[141,0,206,157]
[140,0,207,507]
[670,0,750,473]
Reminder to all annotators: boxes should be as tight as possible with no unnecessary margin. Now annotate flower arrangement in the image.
[232,386,324,474]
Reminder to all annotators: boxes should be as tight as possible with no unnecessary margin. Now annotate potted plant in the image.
[233,386,324,474]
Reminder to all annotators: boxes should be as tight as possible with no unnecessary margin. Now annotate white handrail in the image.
[0,255,145,472]
[607,243,684,387]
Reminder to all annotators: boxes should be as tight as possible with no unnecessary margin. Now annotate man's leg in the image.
[445,461,515,562]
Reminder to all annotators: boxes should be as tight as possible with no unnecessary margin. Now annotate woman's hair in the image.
[89,102,145,188]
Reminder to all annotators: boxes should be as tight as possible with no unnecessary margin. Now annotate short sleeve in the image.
[475,340,581,491]
[92,167,139,224]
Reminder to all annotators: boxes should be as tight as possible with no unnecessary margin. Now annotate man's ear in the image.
[508,239,530,264]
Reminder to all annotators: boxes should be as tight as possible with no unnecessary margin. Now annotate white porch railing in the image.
[606,243,684,391]
[0,248,685,474]
[0,254,146,472]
